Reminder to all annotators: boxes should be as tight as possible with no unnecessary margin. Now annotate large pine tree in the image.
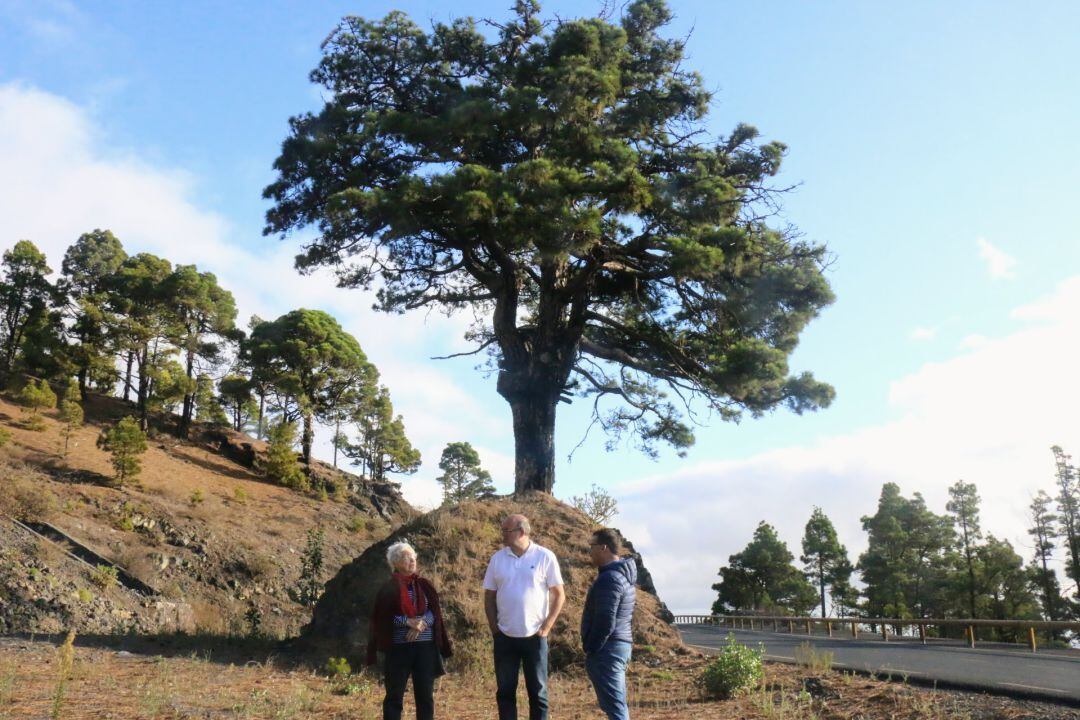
[263,0,835,493]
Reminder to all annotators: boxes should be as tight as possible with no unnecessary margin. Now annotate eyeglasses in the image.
[501,527,523,535]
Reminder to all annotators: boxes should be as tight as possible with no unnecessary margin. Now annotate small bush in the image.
[90,564,119,589]
[346,515,368,534]
[324,656,351,679]
[76,588,93,603]
[0,427,11,446]
[189,489,205,506]
[233,486,248,504]
[698,634,764,699]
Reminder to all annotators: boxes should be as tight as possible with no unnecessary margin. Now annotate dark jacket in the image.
[580,557,637,654]
[366,576,453,666]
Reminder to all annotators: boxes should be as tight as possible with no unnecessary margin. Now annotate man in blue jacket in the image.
[581,528,636,720]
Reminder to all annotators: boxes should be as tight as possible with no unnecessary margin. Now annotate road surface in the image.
[678,624,1080,705]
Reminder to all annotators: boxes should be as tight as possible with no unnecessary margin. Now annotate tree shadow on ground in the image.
[6,630,303,667]
[158,442,257,481]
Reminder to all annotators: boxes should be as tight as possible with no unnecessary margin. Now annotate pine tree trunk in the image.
[819,560,827,619]
[257,393,265,440]
[301,411,314,465]
[136,346,150,431]
[123,350,134,402]
[501,377,558,494]
[77,367,89,400]
[179,348,196,438]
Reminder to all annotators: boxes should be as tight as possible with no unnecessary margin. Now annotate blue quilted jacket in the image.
[580,557,637,654]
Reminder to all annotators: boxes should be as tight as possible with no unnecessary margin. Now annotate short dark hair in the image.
[591,528,619,554]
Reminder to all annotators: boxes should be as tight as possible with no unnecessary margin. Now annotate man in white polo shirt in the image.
[483,513,565,720]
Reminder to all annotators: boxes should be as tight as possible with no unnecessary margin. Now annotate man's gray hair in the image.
[518,517,531,535]
[386,541,416,570]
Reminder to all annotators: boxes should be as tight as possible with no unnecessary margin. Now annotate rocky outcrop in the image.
[300,493,684,671]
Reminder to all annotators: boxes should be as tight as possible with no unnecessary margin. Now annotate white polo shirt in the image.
[483,542,564,638]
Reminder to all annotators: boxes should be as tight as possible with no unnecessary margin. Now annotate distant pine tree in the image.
[58,381,84,460]
[437,442,495,505]
[96,416,147,486]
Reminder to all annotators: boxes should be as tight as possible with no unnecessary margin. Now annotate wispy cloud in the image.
[909,326,937,341]
[976,237,1017,279]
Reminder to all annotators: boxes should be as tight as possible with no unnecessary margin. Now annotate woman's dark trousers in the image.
[383,641,438,720]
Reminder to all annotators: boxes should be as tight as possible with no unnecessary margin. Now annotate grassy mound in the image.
[303,492,684,672]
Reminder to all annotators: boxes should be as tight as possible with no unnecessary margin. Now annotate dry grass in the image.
[0,637,1074,720]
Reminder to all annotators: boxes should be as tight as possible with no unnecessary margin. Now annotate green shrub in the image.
[189,489,205,506]
[0,427,11,446]
[346,515,368,534]
[89,564,119,589]
[233,486,248,504]
[324,656,351,679]
[76,588,93,603]
[698,634,764,699]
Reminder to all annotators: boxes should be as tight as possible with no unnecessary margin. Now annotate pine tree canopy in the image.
[263,0,835,493]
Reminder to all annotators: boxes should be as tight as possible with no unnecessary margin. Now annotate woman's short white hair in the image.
[386,541,416,570]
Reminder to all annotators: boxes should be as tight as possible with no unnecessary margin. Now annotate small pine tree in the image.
[58,382,84,460]
[18,378,56,430]
[437,441,495,504]
[261,420,308,491]
[297,527,325,616]
[96,416,147,486]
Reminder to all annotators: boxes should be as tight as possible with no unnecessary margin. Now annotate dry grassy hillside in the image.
[0,391,414,638]
[303,493,685,672]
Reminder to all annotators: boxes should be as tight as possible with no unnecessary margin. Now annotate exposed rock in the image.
[301,493,683,671]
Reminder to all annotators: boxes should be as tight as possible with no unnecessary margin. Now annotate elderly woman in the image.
[366,541,452,720]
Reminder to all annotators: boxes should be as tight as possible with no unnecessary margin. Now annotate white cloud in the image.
[958,334,987,350]
[0,82,505,491]
[620,276,1080,613]
[909,326,936,341]
[976,237,1017,279]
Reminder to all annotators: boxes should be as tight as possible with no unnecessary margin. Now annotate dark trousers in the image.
[493,633,549,720]
[383,641,438,720]
[585,640,632,720]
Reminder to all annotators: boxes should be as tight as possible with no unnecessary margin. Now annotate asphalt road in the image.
[678,624,1080,705]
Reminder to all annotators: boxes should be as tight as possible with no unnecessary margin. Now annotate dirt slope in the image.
[0,391,414,638]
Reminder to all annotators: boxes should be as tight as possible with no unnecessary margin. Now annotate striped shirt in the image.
[392,584,435,644]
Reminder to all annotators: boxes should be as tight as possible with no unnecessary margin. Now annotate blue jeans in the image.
[493,632,548,720]
[586,640,632,720]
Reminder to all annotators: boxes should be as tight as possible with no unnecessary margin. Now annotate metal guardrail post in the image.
[882,624,888,642]
[1028,627,1037,653]
[918,623,926,644]
[852,622,858,639]
[967,625,976,648]
[827,621,833,638]
[787,619,794,633]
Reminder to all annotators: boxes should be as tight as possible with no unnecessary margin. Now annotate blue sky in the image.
[3,0,1079,612]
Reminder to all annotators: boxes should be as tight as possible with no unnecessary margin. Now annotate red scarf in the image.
[393,572,428,617]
